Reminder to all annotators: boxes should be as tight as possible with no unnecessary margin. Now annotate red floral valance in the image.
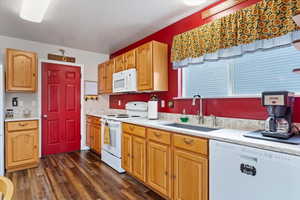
[171,0,300,65]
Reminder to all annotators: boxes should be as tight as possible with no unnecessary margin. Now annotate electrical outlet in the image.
[161,100,165,108]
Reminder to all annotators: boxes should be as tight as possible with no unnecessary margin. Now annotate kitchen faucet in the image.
[192,95,204,124]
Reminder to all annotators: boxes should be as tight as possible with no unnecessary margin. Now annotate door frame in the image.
[38,59,86,157]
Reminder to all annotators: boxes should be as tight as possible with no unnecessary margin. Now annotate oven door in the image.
[113,71,126,93]
[101,120,122,158]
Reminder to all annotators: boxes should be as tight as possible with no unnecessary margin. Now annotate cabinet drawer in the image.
[173,134,208,155]
[87,116,101,124]
[92,117,101,124]
[6,120,38,132]
[123,123,146,138]
[148,128,171,145]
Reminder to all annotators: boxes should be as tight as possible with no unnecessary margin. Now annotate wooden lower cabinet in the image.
[148,141,172,198]
[173,149,208,200]
[121,133,132,172]
[86,115,101,154]
[92,123,101,154]
[132,136,146,182]
[121,123,209,200]
[5,120,39,172]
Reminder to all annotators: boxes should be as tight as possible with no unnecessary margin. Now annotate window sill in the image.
[173,95,262,100]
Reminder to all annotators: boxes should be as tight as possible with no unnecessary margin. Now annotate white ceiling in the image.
[0,0,218,54]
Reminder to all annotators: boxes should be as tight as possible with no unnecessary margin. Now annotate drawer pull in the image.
[183,138,194,145]
[129,126,135,131]
[19,123,28,127]
[154,132,162,137]
[127,153,131,157]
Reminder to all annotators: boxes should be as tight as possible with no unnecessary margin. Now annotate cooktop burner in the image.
[105,114,141,119]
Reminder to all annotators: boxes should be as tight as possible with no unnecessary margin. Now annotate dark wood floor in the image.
[6,151,165,200]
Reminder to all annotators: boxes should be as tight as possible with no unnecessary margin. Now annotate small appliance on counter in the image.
[148,95,158,120]
[5,109,14,119]
[261,91,294,139]
[244,91,300,145]
[23,108,32,118]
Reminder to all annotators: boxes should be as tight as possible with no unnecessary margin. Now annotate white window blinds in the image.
[182,45,300,98]
[233,45,300,95]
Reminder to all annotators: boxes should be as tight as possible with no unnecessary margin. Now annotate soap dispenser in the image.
[180,109,189,123]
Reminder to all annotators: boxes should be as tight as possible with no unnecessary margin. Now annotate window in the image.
[182,45,300,98]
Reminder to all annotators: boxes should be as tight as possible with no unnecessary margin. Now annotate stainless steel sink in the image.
[164,123,218,132]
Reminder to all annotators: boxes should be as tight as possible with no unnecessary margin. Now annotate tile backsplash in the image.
[5,93,38,118]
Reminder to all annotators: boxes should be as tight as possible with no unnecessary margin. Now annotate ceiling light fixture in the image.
[184,0,207,6]
[20,0,51,23]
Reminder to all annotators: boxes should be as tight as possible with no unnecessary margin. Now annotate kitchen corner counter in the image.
[5,117,40,122]
[117,118,300,157]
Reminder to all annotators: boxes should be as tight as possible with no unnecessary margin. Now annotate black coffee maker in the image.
[261,91,295,139]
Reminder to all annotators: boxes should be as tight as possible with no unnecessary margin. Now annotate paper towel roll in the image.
[148,101,158,120]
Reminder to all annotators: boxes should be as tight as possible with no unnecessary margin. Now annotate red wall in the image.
[109,0,300,122]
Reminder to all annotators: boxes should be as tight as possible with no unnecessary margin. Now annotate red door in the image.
[42,63,81,156]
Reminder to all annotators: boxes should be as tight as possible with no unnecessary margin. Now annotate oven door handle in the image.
[105,121,122,126]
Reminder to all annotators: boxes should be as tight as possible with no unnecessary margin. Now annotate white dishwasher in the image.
[210,140,300,200]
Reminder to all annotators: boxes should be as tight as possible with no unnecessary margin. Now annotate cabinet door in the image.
[122,133,132,173]
[90,124,95,150]
[98,64,106,94]
[6,130,38,168]
[136,42,153,91]
[115,55,124,73]
[132,136,146,182]
[93,124,101,154]
[86,121,91,147]
[148,141,171,198]
[124,49,136,69]
[173,149,208,200]
[105,60,114,93]
[6,49,37,92]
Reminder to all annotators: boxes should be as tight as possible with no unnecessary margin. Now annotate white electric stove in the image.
[101,102,148,173]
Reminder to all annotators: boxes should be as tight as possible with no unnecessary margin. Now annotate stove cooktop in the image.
[104,114,141,119]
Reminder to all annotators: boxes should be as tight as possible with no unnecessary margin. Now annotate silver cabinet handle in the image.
[43,115,48,118]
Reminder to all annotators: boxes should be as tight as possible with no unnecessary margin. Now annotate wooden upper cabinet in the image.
[124,49,136,70]
[173,149,208,200]
[105,60,114,93]
[136,41,168,92]
[6,49,37,92]
[98,64,106,94]
[98,60,114,94]
[115,55,124,73]
[148,141,172,198]
[136,42,153,91]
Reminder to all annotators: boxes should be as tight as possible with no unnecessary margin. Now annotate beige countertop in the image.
[5,117,40,122]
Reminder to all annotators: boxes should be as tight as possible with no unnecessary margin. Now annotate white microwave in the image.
[113,69,137,93]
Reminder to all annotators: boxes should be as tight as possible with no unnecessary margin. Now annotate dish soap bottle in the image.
[180,109,189,123]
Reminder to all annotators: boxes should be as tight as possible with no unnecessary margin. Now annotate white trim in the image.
[38,59,86,157]
[173,95,262,100]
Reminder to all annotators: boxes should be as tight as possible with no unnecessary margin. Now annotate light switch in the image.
[19,101,24,107]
